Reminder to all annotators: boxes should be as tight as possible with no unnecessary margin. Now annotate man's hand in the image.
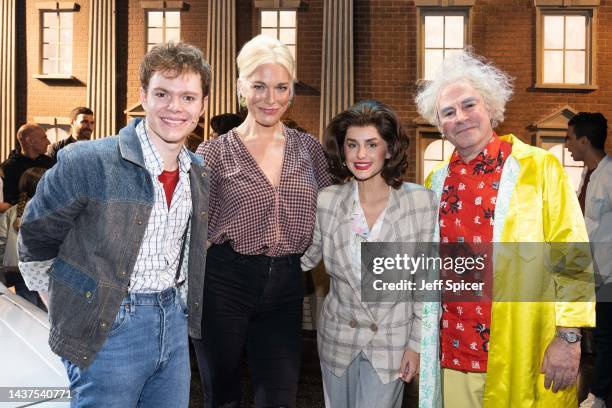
[540,334,581,392]
[399,348,420,383]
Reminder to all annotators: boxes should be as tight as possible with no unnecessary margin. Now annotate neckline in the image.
[231,127,289,189]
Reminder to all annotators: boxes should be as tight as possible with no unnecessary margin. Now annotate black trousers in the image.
[592,285,612,399]
[192,243,303,408]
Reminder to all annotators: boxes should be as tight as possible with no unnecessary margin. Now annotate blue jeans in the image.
[62,287,190,407]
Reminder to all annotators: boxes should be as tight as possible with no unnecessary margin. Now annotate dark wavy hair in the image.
[14,167,47,232]
[324,100,409,188]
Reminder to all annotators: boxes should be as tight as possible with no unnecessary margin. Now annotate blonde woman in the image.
[194,35,332,407]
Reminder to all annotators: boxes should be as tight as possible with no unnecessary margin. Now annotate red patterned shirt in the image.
[196,127,332,256]
[439,134,512,372]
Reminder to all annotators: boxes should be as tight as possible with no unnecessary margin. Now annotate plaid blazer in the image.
[302,181,438,384]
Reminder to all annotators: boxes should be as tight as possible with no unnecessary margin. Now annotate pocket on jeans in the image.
[108,303,130,336]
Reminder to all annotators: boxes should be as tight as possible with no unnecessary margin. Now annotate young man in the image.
[566,112,612,408]
[47,107,95,164]
[18,42,211,407]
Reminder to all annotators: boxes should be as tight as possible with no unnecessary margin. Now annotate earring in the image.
[239,95,246,107]
[288,98,294,107]
[342,161,347,167]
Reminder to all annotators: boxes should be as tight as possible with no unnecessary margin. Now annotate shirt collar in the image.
[136,120,192,176]
[449,132,502,168]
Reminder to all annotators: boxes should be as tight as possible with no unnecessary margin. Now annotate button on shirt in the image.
[439,135,511,373]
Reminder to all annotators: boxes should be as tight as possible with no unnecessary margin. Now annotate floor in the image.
[188,331,611,408]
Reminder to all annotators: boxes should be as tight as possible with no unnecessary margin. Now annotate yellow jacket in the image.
[426,134,595,407]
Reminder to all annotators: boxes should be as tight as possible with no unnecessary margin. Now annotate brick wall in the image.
[354,0,418,180]
[16,0,612,162]
[125,1,208,124]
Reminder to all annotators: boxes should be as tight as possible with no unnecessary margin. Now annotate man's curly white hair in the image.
[415,51,514,131]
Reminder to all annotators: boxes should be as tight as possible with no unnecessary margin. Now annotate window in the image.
[421,12,467,80]
[41,11,73,75]
[260,10,297,61]
[532,106,583,192]
[416,127,455,183]
[34,116,71,144]
[45,127,69,144]
[146,10,181,51]
[542,13,590,84]
[415,1,474,81]
[541,138,584,192]
[535,0,599,89]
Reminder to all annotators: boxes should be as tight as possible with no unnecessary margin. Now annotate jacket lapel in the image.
[331,181,377,321]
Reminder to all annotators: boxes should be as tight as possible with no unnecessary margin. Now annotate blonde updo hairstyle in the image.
[236,34,296,99]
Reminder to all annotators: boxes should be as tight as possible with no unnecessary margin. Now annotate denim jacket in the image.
[18,119,209,368]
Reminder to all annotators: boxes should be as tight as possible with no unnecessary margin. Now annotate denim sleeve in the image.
[17,147,88,263]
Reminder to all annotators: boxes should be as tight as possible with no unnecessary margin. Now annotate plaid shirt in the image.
[196,127,332,256]
[130,121,192,293]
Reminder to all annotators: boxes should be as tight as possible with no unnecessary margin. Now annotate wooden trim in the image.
[535,6,598,87]
[534,0,599,6]
[414,0,475,6]
[253,1,301,9]
[534,83,598,90]
[33,116,71,125]
[141,1,187,10]
[35,2,78,10]
[33,74,77,80]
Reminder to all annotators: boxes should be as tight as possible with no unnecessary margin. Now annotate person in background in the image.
[193,34,332,407]
[209,113,243,138]
[416,51,595,408]
[0,124,52,205]
[0,167,47,307]
[47,107,95,164]
[301,100,439,408]
[566,112,612,408]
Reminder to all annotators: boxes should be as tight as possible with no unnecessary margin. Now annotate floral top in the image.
[439,134,511,373]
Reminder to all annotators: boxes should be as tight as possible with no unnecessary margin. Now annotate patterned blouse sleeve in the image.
[302,132,333,189]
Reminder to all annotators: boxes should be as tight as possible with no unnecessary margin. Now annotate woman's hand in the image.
[399,348,420,383]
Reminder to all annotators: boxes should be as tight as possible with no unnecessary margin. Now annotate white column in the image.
[87,0,116,139]
[319,0,353,139]
[0,0,16,160]
[206,0,237,139]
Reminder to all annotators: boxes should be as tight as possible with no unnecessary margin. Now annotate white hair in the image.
[415,51,514,129]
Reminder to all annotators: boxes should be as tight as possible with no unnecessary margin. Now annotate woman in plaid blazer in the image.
[302,100,439,408]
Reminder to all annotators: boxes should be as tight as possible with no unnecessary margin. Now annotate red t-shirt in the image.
[158,169,180,209]
[439,135,512,372]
